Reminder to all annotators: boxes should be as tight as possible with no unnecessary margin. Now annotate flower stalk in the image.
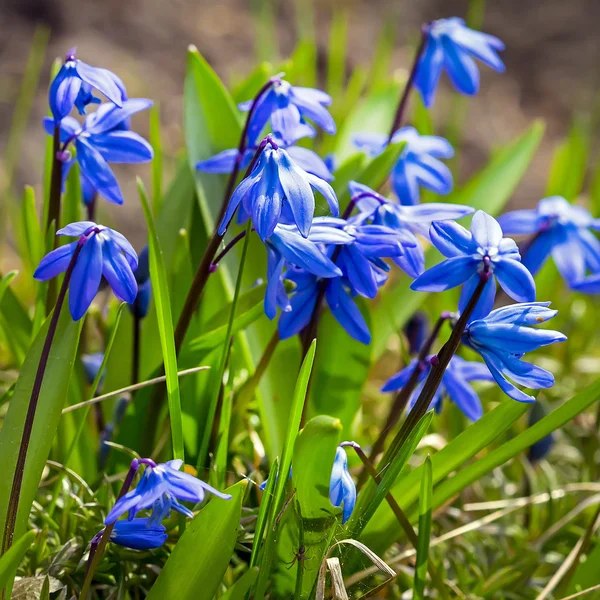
[1,239,84,557]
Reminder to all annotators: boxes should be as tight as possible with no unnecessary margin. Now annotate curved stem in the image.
[211,229,249,271]
[387,27,429,142]
[1,241,83,556]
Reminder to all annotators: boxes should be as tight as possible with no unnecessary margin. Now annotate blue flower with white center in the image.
[349,181,474,278]
[329,445,356,524]
[411,210,536,321]
[34,221,138,321]
[353,127,454,205]
[462,302,567,402]
[130,246,152,319]
[110,518,167,550]
[240,79,336,145]
[43,98,153,206]
[219,139,338,241]
[105,459,232,525]
[415,18,505,107]
[49,48,126,124]
[196,142,333,183]
[497,196,600,288]
[263,219,352,319]
[382,355,494,421]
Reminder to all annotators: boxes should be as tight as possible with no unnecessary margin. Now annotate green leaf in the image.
[150,103,164,214]
[413,456,433,600]
[138,178,184,461]
[0,273,32,364]
[452,120,545,213]
[361,400,529,552]
[220,567,259,600]
[0,307,82,544]
[0,530,36,592]
[20,186,44,273]
[62,160,82,228]
[231,62,274,104]
[147,481,247,600]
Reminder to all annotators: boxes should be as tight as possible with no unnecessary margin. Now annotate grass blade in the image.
[413,456,432,600]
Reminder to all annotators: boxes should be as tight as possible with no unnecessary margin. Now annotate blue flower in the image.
[415,18,505,107]
[263,219,352,319]
[130,246,152,319]
[498,196,600,288]
[81,352,106,388]
[404,312,429,354]
[104,459,232,525]
[43,98,153,206]
[462,302,567,402]
[196,143,333,183]
[34,221,139,321]
[219,140,338,241]
[382,356,493,421]
[240,79,335,145]
[527,402,554,463]
[110,518,167,550]
[411,210,536,320]
[354,127,454,205]
[329,446,356,524]
[349,181,474,278]
[49,48,126,124]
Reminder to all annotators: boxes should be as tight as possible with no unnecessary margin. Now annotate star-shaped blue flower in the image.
[411,210,536,320]
[354,127,454,205]
[49,48,126,124]
[219,140,338,241]
[34,221,139,321]
[329,446,356,524]
[110,518,168,550]
[382,355,493,421]
[415,17,505,107]
[43,98,153,206]
[240,79,336,145]
[105,459,232,525]
[462,302,566,402]
[498,196,600,288]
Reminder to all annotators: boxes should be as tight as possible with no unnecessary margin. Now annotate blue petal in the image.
[499,353,555,389]
[85,98,152,134]
[278,285,319,339]
[75,61,124,107]
[89,131,153,163]
[57,221,97,237]
[572,273,600,294]
[306,172,339,216]
[218,167,262,235]
[381,359,420,392]
[196,149,240,174]
[480,302,556,326]
[287,146,333,182]
[401,202,475,222]
[414,37,445,107]
[430,220,474,257]
[578,229,600,273]
[470,211,503,250]
[326,278,371,344]
[443,366,483,421]
[411,256,477,292]
[393,243,426,278]
[241,92,275,145]
[102,240,138,304]
[409,154,453,195]
[337,246,378,299]
[468,322,567,354]
[103,228,138,270]
[496,209,539,235]
[352,133,387,157]
[290,86,336,134]
[477,349,536,402]
[69,234,103,320]
[391,158,420,205]
[49,64,82,122]
[34,242,77,281]
[111,518,167,550]
[441,37,480,95]
[459,272,497,322]
[450,27,505,72]
[253,154,284,240]
[265,248,286,320]
[495,258,536,303]
[521,231,554,276]
[550,226,586,285]
[76,139,124,205]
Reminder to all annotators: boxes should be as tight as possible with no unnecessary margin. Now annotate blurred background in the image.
[0,0,599,261]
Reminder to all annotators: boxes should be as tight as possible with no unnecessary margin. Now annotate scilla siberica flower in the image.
[240,78,336,145]
[130,246,152,319]
[104,459,231,526]
[382,356,494,421]
[463,302,566,402]
[110,518,167,550]
[34,222,138,321]
[353,127,454,206]
[43,98,153,206]
[415,18,505,107]
[329,446,356,524]
[497,196,600,288]
[349,181,474,278]
[219,137,338,241]
[411,210,536,320]
[49,48,126,123]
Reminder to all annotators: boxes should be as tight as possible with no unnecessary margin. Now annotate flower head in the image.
[415,18,505,107]
[43,98,153,206]
[49,48,126,123]
[110,518,168,550]
[219,139,338,241]
[411,210,536,320]
[354,127,454,205]
[382,355,493,421]
[463,302,566,402]
[130,246,152,319]
[34,221,139,320]
[329,445,356,524]
[349,181,474,278]
[240,79,335,145]
[498,196,600,287]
